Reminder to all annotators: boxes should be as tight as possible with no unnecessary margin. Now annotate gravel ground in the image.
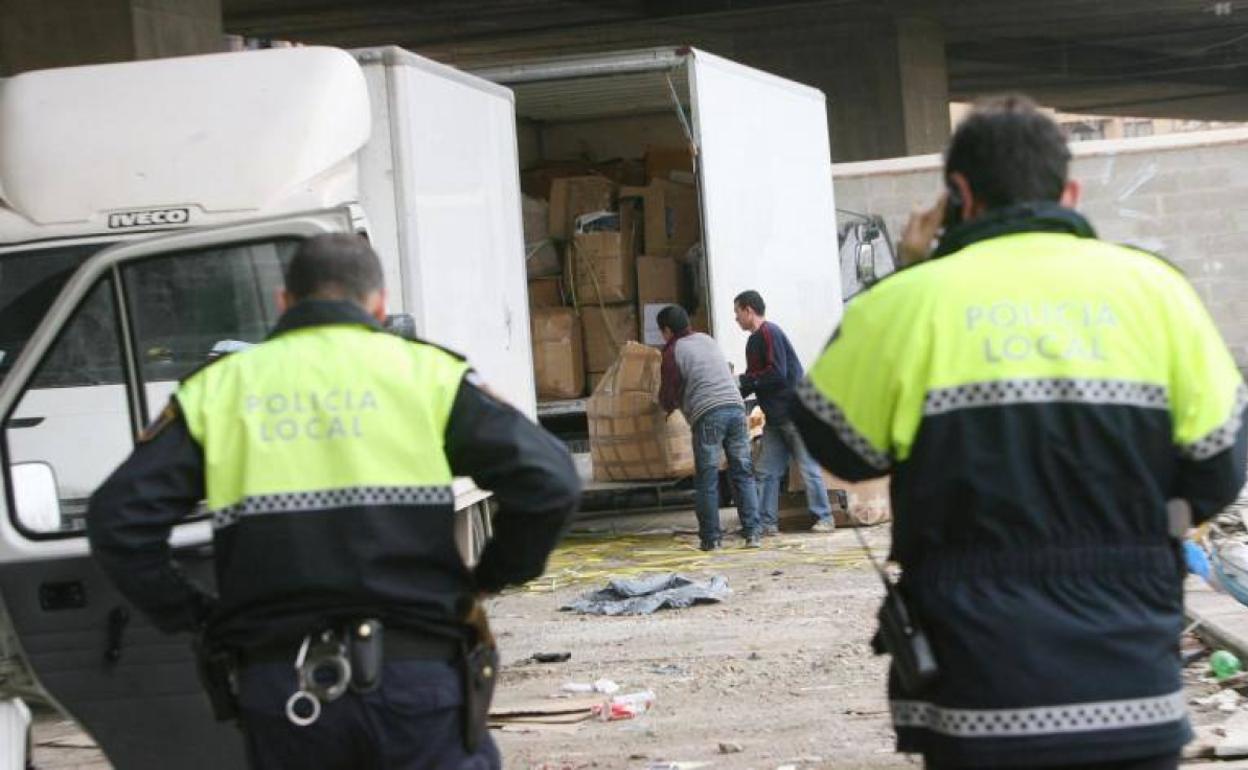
[25,508,1248,769]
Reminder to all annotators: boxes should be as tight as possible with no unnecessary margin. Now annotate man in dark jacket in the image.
[734,290,834,535]
[88,234,580,769]
[793,96,1247,769]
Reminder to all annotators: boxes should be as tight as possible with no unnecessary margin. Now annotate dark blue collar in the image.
[932,202,1097,259]
[269,299,382,339]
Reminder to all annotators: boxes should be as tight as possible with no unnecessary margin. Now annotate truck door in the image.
[688,49,842,370]
[0,211,350,769]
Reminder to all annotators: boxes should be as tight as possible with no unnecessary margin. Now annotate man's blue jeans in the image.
[757,418,832,529]
[692,404,760,545]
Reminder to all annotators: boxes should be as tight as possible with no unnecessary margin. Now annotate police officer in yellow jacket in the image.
[793,96,1247,769]
[87,234,580,769]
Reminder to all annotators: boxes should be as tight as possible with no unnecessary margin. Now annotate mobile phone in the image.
[943,183,964,231]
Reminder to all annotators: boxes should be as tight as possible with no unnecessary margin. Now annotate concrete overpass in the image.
[3,0,1247,161]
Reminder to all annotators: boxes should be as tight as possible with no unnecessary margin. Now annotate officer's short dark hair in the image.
[285,234,384,303]
[656,305,690,335]
[945,95,1070,210]
[734,290,765,316]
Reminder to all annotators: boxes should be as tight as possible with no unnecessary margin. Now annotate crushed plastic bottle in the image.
[602,690,655,721]
[1211,649,1243,680]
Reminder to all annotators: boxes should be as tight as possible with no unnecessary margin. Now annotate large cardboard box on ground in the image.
[582,303,638,373]
[549,176,616,241]
[569,229,635,304]
[531,307,584,400]
[588,342,695,481]
[620,180,699,259]
[635,256,680,304]
[788,463,891,527]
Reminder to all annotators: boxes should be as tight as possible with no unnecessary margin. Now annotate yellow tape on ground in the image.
[519,532,867,593]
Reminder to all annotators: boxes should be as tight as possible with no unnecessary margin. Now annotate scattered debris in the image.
[1194,689,1243,713]
[718,740,743,753]
[488,695,602,733]
[603,690,656,721]
[748,651,762,661]
[561,678,619,695]
[1215,711,1248,758]
[531,651,572,664]
[647,763,710,770]
[562,573,730,616]
[649,663,689,676]
[1213,649,1244,680]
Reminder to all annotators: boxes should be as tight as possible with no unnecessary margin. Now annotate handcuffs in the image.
[284,620,382,727]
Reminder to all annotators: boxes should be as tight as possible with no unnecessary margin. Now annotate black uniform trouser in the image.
[237,658,500,770]
[925,752,1179,770]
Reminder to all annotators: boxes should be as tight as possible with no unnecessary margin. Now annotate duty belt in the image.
[242,628,459,665]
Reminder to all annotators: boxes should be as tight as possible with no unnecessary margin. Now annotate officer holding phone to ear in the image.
[793,96,1247,769]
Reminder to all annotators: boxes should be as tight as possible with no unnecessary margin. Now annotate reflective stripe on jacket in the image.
[793,203,1248,766]
[174,303,471,648]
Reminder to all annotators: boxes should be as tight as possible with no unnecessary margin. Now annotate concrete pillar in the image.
[1,0,223,76]
[735,13,951,162]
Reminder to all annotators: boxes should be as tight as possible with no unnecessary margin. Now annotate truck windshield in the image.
[0,243,109,387]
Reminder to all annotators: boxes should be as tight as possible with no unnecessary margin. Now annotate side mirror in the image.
[11,462,62,533]
[385,313,418,341]
[855,239,876,285]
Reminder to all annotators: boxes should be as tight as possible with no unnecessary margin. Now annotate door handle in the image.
[6,417,44,429]
[105,606,130,664]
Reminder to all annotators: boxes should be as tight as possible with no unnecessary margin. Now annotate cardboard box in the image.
[528,276,563,308]
[531,307,584,400]
[636,256,681,304]
[641,303,673,346]
[788,463,891,527]
[690,305,710,334]
[521,194,549,243]
[645,145,694,182]
[582,303,638,373]
[569,230,635,305]
[588,342,695,481]
[549,176,616,241]
[520,161,595,200]
[620,180,699,259]
[526,240,561,279]
[588,371,607,393]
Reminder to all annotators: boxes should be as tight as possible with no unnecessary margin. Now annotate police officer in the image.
[87,233,580,769]
[793,96,1247,769]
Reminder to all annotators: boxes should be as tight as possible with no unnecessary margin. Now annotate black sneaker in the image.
[699,539,722,552]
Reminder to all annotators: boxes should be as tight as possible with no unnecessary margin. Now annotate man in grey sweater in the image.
[657,305,762,550]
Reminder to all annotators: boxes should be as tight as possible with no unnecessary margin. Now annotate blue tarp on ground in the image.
[561,573,730,616]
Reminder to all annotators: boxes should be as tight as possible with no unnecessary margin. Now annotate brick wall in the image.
[831,127,1248,368]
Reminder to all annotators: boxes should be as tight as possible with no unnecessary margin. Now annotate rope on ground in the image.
[516,532,869,593]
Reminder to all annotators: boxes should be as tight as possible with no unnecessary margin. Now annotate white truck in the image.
[0,45,845,767]
[0,45,527,768]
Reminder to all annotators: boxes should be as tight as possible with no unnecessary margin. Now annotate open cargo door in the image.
[688,49,841,369]
[357,49,535,419]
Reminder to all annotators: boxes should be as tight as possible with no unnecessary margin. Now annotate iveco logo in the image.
[107,208,191,229]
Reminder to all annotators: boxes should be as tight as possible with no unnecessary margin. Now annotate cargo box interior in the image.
[482,54,711,418]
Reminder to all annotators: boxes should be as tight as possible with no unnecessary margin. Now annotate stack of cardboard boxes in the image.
[587,342,695,481]
[525,146,702,402]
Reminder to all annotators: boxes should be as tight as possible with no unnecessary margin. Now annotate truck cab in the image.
[0,45,528,767]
